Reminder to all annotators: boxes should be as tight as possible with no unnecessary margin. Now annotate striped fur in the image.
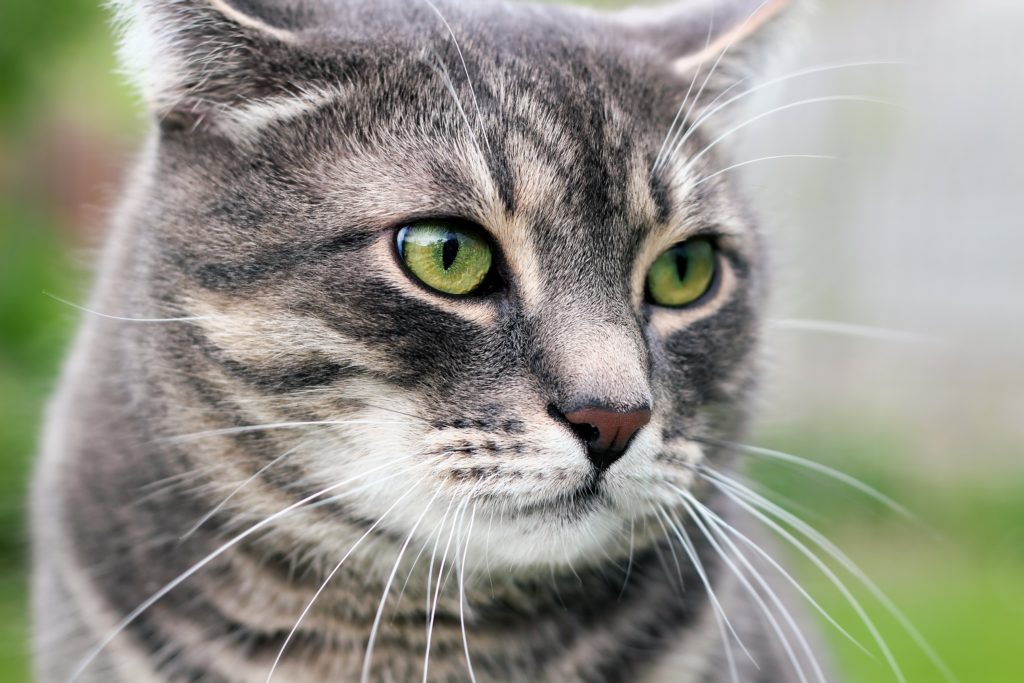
[32,1,820,681]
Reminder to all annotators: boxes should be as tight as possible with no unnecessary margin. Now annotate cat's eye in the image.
[645,238,718,308]
[397,221,494,296]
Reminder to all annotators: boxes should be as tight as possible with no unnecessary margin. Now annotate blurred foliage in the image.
[752,421,1024,682]
[1,1,106,126]
[1,2,1022,682]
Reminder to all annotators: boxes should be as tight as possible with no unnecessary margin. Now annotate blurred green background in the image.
[0,1,1021,681]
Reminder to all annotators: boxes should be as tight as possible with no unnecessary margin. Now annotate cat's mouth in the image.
[507,476,607,520]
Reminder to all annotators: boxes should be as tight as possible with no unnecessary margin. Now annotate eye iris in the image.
[399,222,493,296]
[646,238,717,307]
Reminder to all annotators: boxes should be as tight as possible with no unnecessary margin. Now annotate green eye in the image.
[646,238,718,308]
[397,221,494,296]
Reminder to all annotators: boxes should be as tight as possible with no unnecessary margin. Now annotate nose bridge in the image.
[533,294,652,410]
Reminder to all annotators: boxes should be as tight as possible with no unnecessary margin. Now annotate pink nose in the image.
[563,406,652,473]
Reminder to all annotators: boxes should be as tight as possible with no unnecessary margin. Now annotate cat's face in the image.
[126,0,779,570]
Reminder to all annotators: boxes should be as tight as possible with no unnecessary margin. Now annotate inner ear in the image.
[206,0,300,40]
[615,0,792,72]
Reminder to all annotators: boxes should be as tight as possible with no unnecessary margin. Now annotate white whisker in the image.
[660,60,905,172]
[67,454,420,683]
[423,495,467,683]
[708,469,957,683]
[677,95,900,182]
[429,56,485,161]
[657,506,746,682]
[419,0,491,156]
[618,517,637,599]
[694,154,837,186]
[678,489,821,683]
[652,511,687,591]
[652,10,718,172]
[44,291,208,323]
[266,479,431,683]
[458,502,479,683]
[678,484,874,657]
[769,318,944,345]
[181,444,303,540]
[661,0,778,174]
[360,489,441,683]
[703,468,908,683]
[696,436,929,534]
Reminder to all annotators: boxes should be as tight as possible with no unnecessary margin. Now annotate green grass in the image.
[745,423,1024,683]
[0,207,76,683]
[816,542,1024,682]
[0,570,29,683]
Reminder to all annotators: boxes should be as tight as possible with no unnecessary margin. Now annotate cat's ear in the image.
[616,0,793,82]
[110,0,322,130]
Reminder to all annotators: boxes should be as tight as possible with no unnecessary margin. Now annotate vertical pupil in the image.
[674,247,690,281]
[442,233,460,270]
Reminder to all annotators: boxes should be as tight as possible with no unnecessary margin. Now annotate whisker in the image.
[181,443,303,540]
[428,56,486,162]
[419,497,460,683]
[265,479,431,682]
[679,483,874,658]
[360,489,442,683]
[656,506,746,682]
[693,435,932,537]
[418,0,491,156]
[702,468,908,683]
[768,318,944,345]
[652,511,687,592]
[662,0,779,173]
[678,489,823,683]
[43,291,209,323]
[458,502,479,683]
[424,493,471,683]
[693,154,837,186]
[393,511,446,616]
[618,517,637,600]
[359,401,432,426]
[133,461,232,499]
[66,454,422,682]
[660,60,905,172]
[298,466,438,515]
[707,468,958,683]
[652,9,718,172]
[677,95,900,182]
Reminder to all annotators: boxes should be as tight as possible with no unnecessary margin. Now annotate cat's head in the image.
[114,0,790,570]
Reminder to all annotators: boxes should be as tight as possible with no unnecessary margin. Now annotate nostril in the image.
[568,421,600,445]
[558,404,652,473]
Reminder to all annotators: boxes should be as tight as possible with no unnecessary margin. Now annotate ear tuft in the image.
[107,0,300,117]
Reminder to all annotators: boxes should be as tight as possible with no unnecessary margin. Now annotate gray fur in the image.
[32,0,821,681]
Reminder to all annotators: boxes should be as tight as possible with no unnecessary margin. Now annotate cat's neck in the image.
[174,510,719,682]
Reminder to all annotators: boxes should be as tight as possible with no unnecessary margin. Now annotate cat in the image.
[31,0,828,681]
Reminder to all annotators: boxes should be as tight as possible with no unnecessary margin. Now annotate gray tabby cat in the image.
[32,0,824,681]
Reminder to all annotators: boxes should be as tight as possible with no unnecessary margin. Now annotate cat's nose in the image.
[562,405,652,474]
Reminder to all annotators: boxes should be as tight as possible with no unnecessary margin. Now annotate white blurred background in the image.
[736,0,1024,474]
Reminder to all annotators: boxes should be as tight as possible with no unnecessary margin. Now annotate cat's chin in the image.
[458,486,668,569]
[470,505,629,567]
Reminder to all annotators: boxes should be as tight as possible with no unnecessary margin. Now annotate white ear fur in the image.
[108,0,297,111]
